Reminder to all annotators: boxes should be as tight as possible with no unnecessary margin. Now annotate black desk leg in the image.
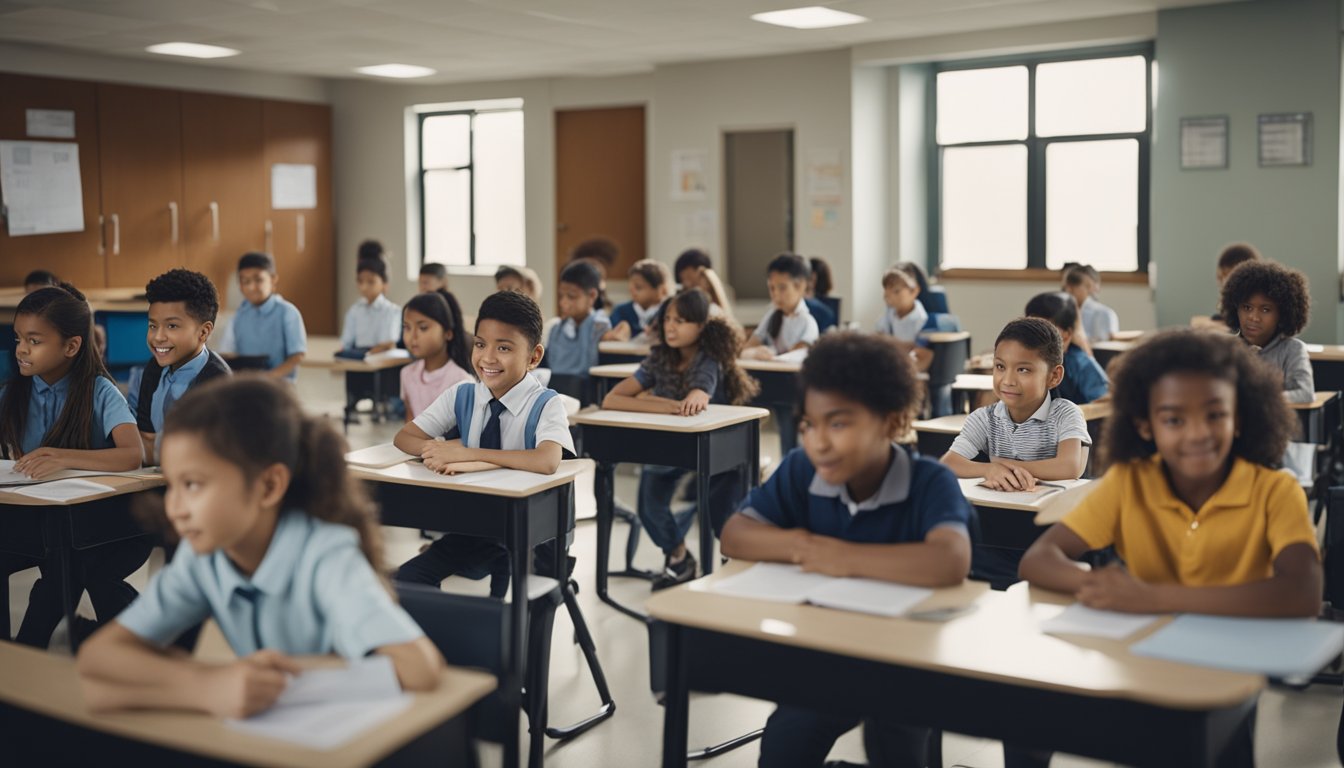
[594,462,643,619]
[697,435,714,576]
[504,498,528,768]
[661,624,691,768]
[51,513,79,654]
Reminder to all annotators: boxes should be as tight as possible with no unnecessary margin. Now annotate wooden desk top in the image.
[598,340,651,356]
[1079,401,1112,421]
[1091,340,1135,353]
[328,355,414,373]
[0,473,164,507]
[0,642,496,768]
[919,331,971,344]
[352,458,591,499]
[958,477,1093,512]
[1304,344,1344,362]
[590,363,639,379]
[738,357,803,373]
[1290,391,1340,410]
[570,404,769,433]
[646,561,1263,710]
[952,374,993,390]
[1109,330,1144,342]
[912,414,966,435]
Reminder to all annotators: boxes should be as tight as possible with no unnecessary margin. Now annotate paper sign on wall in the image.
[806,148,843,230]
[0,140,85,236]
[670,149,708,201]
[271,163,317,209]
[26,109,75,139]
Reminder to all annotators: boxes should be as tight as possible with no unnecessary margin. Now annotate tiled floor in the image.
[8,367,1342,767]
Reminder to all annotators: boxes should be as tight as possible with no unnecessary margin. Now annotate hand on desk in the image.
[603,321,632,341]
[981,460,1038,491]
[209,649,301,718]
[421,439,472,467]
[678,389,710,416]
[13,447,69,479]
[1077,564,1156,613]
[791,531,850,578]
[430,460,500,475]
[741,346,775,361]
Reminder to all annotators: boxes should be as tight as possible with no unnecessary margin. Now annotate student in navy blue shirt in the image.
[720,332,972,768]
[604,259,671,341]
[1024,291,1108,404]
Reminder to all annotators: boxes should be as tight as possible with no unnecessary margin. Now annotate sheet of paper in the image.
[364,348,411,363]
[1131,614,1344,678]
[8,478,113,501]
[0,460,158,486]
[344,443,416,469]
[710,563,833,604]
[0,140,84,235]
[804,577,933,618]
[1039,603,1161,640]
[275,656,402,707]
[774,348,809,364]
[227,694,412,750]
[270,163,317,209]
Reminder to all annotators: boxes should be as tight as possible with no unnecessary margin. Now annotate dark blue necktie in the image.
[479,398,506,450]
[236,586,264,652]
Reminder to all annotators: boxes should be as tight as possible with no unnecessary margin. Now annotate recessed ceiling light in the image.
[145,42,240,59]
[355,63,437,79]
[750,6,869,29]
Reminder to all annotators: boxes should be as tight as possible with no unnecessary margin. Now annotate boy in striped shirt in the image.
[941,317,1090,491]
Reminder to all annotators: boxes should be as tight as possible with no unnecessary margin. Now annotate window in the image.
[933,48,1151,273]
[419,107,524,267]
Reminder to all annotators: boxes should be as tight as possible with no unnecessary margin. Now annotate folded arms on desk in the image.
[394,422,563,474]
[941,439,1088,492]
[12,423,142,480]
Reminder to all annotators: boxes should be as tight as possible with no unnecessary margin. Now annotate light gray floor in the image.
[10,367,1341,767]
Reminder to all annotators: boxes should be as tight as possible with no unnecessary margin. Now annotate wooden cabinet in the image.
[0,74,106,288]
[96,84,184,289]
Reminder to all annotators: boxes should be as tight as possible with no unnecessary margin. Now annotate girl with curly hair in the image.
[1219,259,1314,402]
[601,288,759,588]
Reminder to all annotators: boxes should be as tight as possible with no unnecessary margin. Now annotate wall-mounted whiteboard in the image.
[0,140,84,236]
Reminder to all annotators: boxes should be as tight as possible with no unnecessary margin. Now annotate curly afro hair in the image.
[1102,328,1293,467]
[799,332,920,420]
[144,269,219,324]
[1219,260,1311,338]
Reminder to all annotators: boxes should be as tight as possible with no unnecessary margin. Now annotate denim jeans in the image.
[638,465,744,555]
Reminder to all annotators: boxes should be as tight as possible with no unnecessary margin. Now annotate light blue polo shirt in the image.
[218,293,307,380]
[545,310,610,375]
[150,346,210,433]
[3,374,134,454]
[117,511,424,658]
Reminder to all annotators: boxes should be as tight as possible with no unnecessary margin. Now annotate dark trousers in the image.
[637,465,742,555]
[773,407,799,455]
[758,705,931,768]
[396,536,572,599]
[10,537,152,648]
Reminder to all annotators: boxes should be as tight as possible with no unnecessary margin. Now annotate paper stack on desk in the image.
[710,562,933,618]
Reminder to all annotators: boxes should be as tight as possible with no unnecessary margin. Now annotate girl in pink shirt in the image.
[400,291,473,420]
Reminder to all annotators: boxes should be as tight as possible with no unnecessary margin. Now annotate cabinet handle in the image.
[297,214,305,253]
[209,201,220,243]
[168,202,179,245]
[264,219,273,254]
[110,213,120,256]
[98,214,105,256]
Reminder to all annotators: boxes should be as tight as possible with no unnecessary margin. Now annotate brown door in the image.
[555,106,645,299]
[263,100,335,335]
[96,84,185,288]
[0,74,105,289]
[181,93,266,302]
[725,130,793,301]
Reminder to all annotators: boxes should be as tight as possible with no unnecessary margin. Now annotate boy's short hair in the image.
[881,267,917,290]
[628,259,671,289]
[1024,292,1079,335]
[800,332,920,418]
[995,317,1063,368]
[419,262,447,279]
[494,265,524,283]
[569,237,619,267]
[144,269,219,324]
[356,257,388,282]
[24,269,59,287]
[357,239,385,263]
[476,290,544,347]
[1062,264,1099,287]
[237,252,276,274]
[1217,242,1262,272]
[1219,260,1311,337]
[674,248,712,276]
[767,252,811,282]
[559,259,603,293]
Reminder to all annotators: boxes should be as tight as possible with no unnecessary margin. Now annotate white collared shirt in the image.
[753,300,819,354]
[412,375,575,453]
[340,293,402,349]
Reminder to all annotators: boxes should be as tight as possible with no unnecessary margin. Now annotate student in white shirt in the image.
[744,253,820,453]
[337,258,401,358]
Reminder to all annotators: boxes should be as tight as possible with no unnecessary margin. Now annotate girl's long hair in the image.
[650,289,759,405]
[162,376,387,572]
[0,283,111,457]
[405,290,473,375]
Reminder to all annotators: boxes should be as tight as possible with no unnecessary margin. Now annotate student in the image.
[744,253,819,360]
[77,377,442,717]
[217,252,307,380]
[1209,242,1262,324]
[392,291,575,596]
[807,256,832,301]
[720,332,972,768]
[357,238,386,263]
[494,264,544,305]
[337,258,401,358]
[1219,260,1313,403]
[1,284,146,648]
[138,269,232,464]
[1024,291,1108,404]
[544,260,611,396]
[604,259,671,342]
[874,266,928,353]
[674,248,734,317]
[1061,264,1119,343]
[941,317,1090,490]
[894,260,949,315]
[418,262,448,294]
[601,289,759,588]
[567,238,614,311]
[23,269,59,294]
[401,290,473,420]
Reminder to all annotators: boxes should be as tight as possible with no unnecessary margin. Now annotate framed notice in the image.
[1180,116,1228,170]
[1258,113,1311,167]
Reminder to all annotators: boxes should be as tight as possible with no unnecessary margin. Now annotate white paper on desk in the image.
[970,482,1062,504]
[774,348,809,363]
[805,577,933,618]
[345,442,417,469]
[1039,604,1161,640]
[227,656,412,749]
[364,348,411,363]
[710,563,832,603]
[7,478,113,501]
[0,459,132,486]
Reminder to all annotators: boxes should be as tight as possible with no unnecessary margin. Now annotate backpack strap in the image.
[524,389,558,450]
[451,383,476,442]
[135,363,164,433]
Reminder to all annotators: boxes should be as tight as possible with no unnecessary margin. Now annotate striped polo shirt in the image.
[948,394,1090,462]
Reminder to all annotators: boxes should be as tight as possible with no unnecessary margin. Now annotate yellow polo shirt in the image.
[1061,455,1318,586]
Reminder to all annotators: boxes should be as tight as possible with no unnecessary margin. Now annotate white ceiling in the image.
[0,0,1233,84]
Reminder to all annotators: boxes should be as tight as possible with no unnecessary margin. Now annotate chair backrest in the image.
[1324,487,1344,608]
[820,295,841,323]
[926,334,971,389]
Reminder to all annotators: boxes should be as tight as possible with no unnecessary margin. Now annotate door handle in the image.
[209,201,220,242]
[110,213,120,256]
[264,219,273,254]
[297,214,305,253]
[98,214,105,256]
[168,202,178,245]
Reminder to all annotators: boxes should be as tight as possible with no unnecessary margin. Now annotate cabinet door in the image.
[97,83,184,288]
[263,100,335,334]
[0,74,105,288]
[181,93,265,300]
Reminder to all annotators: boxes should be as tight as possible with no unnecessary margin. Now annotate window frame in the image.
[929,43,1154,276]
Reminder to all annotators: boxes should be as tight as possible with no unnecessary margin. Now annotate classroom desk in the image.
[598,340,650,365]
[570,405,769,620]
[0,472,163,651]
[648,561,1263,768]
[1109,329,1144,342]
[1305,344,1344,392]
[589,362,639,401]
[951,373,993,413]
[307,347,412,430]
[911,401,1111,472]
[350,459,605,768]
[1291,391,1341,518]
[959,477,1093,549]
[1090,339,1135,371]
[0,641,496,768]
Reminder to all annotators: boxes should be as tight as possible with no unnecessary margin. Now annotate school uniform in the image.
[1079,298,1119,343]
[217,293,307,380]
[738,444,972,768]
[947,394,1090,462]
[545,311,611,375]
[118,510,424,656]
[1056,344,1108,405]
[753,301,819,354]
[608,300,660,338]
[874,301,929,343]
[339,294,402,352]
[396,375,575,596]
[135,347,232,434]
[1249,334,1314,404]
[400,358,473,420]
[804,297,837,333]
